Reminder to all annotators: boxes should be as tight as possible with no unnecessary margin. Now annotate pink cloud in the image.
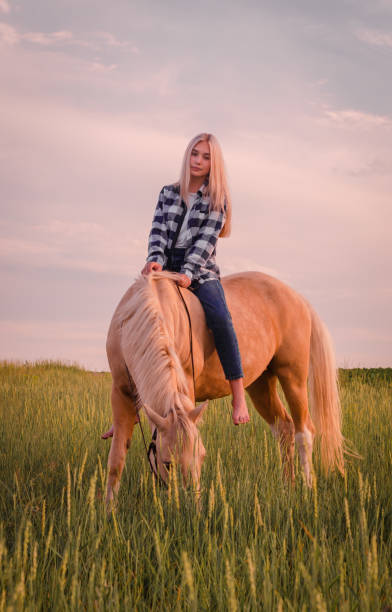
[323,108,392,129]
[356,28,392,49]
[0,21,139,55]
[94,31,139,52]
[90,61,117,72]
[0,0,10,14]
[0,22,18,44]
[23,29,73,46]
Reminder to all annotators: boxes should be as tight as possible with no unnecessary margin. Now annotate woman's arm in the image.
[180,206,226,282]
[146,187,168,265]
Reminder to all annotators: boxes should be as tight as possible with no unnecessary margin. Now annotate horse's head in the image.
[143,400,208,490]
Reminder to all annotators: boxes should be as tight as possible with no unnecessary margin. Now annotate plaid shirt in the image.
[146,179,226,285]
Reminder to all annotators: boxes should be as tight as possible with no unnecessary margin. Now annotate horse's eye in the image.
[163,461,171,471]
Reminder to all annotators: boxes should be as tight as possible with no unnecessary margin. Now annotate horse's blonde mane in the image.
[118,272,195,440]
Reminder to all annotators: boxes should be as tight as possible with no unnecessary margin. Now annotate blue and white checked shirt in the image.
[146,179,226,285]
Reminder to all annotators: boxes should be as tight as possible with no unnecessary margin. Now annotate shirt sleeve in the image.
[180,204,226,282]
[146,187,168,265]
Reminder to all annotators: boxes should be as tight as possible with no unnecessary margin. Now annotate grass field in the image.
[0,361,391,611]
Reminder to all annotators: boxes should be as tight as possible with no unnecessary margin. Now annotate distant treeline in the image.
[1,360,391,385]
[338,368,392,385]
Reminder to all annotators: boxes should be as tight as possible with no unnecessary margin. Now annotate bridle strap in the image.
[123,361,168,487]
[175,284,196,399]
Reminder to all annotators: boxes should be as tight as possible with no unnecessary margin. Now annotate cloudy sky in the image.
[1,0,391,370]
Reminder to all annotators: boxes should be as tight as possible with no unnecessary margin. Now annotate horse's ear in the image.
[143,404,168,431]
[189,400,208,424]
[166,409,176,427]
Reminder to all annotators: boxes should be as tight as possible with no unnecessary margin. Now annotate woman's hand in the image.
[176,274,191,288]
[141,262,163,275]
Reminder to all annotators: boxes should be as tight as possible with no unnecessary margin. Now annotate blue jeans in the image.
[164,248,244,380]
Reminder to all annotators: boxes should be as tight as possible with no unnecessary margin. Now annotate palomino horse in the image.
[105,270,344,507]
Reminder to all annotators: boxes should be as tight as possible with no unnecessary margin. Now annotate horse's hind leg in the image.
[106,385,138,510]
[247,371,295,483]
[275,365,315,487]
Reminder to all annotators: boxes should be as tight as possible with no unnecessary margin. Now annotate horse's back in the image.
[221,271,310,335]
[222,270,304,305]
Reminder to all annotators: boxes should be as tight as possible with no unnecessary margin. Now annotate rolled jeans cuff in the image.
[225,371,244,381]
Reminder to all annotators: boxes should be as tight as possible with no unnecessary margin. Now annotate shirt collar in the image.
[197,176,209,197]
[175,177,209,198]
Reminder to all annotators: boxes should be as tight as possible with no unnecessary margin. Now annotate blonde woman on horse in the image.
[144,133,250,425]
[102,132,249,440]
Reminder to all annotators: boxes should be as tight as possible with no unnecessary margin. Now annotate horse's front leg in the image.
[106,385,138,511]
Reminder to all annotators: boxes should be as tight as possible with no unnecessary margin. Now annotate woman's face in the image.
[190,140,211,179]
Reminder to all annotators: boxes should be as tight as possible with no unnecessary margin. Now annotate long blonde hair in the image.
[176,133,232,237]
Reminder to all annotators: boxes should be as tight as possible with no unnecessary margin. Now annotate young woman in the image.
[102,133,249,440]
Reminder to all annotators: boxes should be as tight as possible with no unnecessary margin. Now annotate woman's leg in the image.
[192,280,250,425]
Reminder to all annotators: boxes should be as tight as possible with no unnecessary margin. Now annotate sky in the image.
[0,0,391,370]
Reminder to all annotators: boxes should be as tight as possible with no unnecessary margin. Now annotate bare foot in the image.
[231,399,250,425]
[101,425,114,440]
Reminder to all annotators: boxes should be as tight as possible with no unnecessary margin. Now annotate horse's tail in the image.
[308,304,345,474]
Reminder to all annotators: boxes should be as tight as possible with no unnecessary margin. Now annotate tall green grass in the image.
[0,361,391,610]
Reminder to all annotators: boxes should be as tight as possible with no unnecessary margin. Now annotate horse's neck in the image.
[136,278,189,417]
